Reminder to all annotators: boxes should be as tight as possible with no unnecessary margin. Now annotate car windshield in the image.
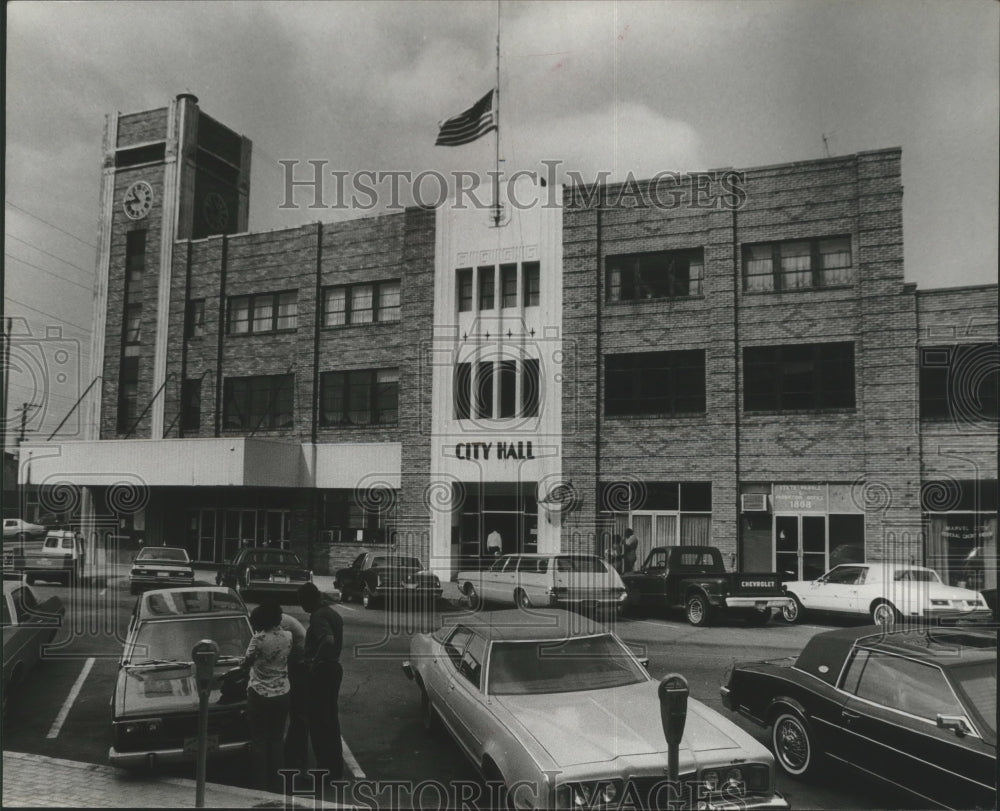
[128,616,251,664]
[489,634,647,695]
[372,556,420,569]
[952,662,997,737]
[255,551,303,566]
[893,569,941,583]
[554,556,606,573]
[136,547,189,562]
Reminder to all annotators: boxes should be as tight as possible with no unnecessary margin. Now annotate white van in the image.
[455,553,627,614]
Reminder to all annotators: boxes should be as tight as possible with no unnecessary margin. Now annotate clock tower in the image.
[88,93,252,442]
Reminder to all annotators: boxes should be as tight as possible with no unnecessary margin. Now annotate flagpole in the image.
[494,0,501,227]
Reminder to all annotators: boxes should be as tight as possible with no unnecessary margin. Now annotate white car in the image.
[781,563,992,626]
[455,553,627,615]
[2,518,46,541]
[402,609,788,810]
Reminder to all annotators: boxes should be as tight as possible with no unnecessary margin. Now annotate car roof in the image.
[446,609,608,642]
[498,553,601,559]
[796,625,997,686]
[137,587,247,620]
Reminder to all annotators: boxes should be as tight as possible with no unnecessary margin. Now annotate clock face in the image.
[123,181,154,220]
[203,192,230,231]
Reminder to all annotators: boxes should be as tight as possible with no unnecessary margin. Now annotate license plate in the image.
[272,575,289,584]
[157,572,170,577]
[40,559,54,567]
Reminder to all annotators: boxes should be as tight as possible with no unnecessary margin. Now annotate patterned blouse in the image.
[243,628,292,697]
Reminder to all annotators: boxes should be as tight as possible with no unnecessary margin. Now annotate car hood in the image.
[117,663,237,716]
[494,681,760,769]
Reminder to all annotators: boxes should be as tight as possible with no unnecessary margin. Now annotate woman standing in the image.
[243,599,292,793]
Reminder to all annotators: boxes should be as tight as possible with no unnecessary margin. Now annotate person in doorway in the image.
[622,528,639,574]
[486,528,503,558]
[298,582,345,786]
[279,608,308,773]
[242,600,292,794]
[607,534,624,575]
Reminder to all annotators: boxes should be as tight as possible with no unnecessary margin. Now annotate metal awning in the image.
[18,439,401,489]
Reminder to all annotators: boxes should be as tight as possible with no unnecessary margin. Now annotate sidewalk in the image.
[1,751,349,808]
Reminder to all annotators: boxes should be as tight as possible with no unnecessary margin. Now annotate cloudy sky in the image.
[4,0,998,444]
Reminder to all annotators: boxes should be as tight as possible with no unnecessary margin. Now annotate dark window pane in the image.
[681,482,712,512]
[348,370,374,425]
[320,371,346,426]
[501,264,517,309]
[186,299,205,339]
[522,358,540,418]
[523,262,540,307]
[920,344,999,424]
[478,267,495,311]
[324,287,347,327]
[454,363,472,420]
[606,250,703,301]
[378,281,401,322]
[604,351,705,416]
[499,361,517,418]
[475,361,494,419]
[375,369,399,425]
[181,378,202,432]
[457,269,473,313]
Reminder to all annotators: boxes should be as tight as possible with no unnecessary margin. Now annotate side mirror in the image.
[936,714,970,737]
[638,657,650,671]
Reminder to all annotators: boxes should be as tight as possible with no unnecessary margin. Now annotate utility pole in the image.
[17,401,42,446]
[14,401,41,521]
[1,317,11,457]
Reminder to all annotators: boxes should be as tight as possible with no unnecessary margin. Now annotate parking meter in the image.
[192,640,219,807]
[658,674,689,784]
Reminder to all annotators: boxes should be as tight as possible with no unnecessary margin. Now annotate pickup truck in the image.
[3,530,85,586]
[621,545,791,626]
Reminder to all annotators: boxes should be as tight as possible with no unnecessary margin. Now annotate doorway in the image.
[775,514,827,581]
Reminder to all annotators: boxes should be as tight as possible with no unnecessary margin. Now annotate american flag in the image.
[435,90,497,147]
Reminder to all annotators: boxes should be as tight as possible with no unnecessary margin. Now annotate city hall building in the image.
[21,94,998,590]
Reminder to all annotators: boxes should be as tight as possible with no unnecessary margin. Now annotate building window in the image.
[605,350,706,416]
[478,266,495,311]
[227,291,298,334]
[457,269,473,313]
[475,361,494,418]
[523,262,540,307]
[222,374,294,431]
[499,360,517,418]
[919,343,999,424]
[598,481,713,550]
[125,230,146,278]
[322,280,401,326]
[606,249,704,302]
[186,299,205,339]
[320,368,399,426]
[522,358,540,417]
[922,478,997,592]
[117,356,139,434]
[454,362,472,420]
[322,490,398,545]
[744,342,855,411]
[743,236,853,292]
[501,264,518,309]
[181,378,202,432]
[123,303,142,345]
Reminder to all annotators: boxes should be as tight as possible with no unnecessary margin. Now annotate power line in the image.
[5,201,98,249]
[6,234,95,276]
[5,252,96,293]
[2,296,93,334]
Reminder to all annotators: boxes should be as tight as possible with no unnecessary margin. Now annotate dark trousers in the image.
[247,688,290,793]
[284,660,309,770]
[306,661,344,781]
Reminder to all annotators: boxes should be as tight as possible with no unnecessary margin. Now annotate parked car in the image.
[455,553,627,615]
[335,552,442,609]
[721,625,997,810]
[2,576,65,715]
[3,530,85,586]
[781,563,993,626]
[215,547,311,601]
[622,546,791,626]
[129,546,195,594]
[109,586,252,767]
[402,608,788,810]
[2,518,47,542]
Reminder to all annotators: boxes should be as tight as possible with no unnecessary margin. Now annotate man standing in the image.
[297,582,344,785]
[279,608,308,773]
[622,528,639,574]
[486,528,503,558]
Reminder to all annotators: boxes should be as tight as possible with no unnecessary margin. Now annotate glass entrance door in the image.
[775,514,828,581]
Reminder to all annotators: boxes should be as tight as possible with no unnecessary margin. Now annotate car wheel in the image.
[746,608,773,626]
[463,583,480,610]
[362,586,377,610]
[872,601,899,627]
[782,595,804,624]
[514,588,530,609]
[685,593,714,626]
[483,760,516,811]
[772,710,819,777]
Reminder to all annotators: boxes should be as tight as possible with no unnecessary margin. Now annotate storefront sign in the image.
[773,484,828,513]
[455,441,535,461]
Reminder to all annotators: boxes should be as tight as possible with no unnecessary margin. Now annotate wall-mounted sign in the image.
[455,441,535,461]
[773,484,828,513]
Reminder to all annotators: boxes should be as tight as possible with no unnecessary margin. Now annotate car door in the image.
[434,626,475,743]
[481,556,511,603]
[343,553,366,597]
[444,632,490,758]
[809,566,866,613]
[839,649,994,808]
[633,549,670,605]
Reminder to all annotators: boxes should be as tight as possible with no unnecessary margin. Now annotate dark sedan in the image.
[721,625,996,810]
[2,577,64,715]
[129,546,195,594]
[334,552,442,609]
[109,586,252,767]
[215,548,311,601]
